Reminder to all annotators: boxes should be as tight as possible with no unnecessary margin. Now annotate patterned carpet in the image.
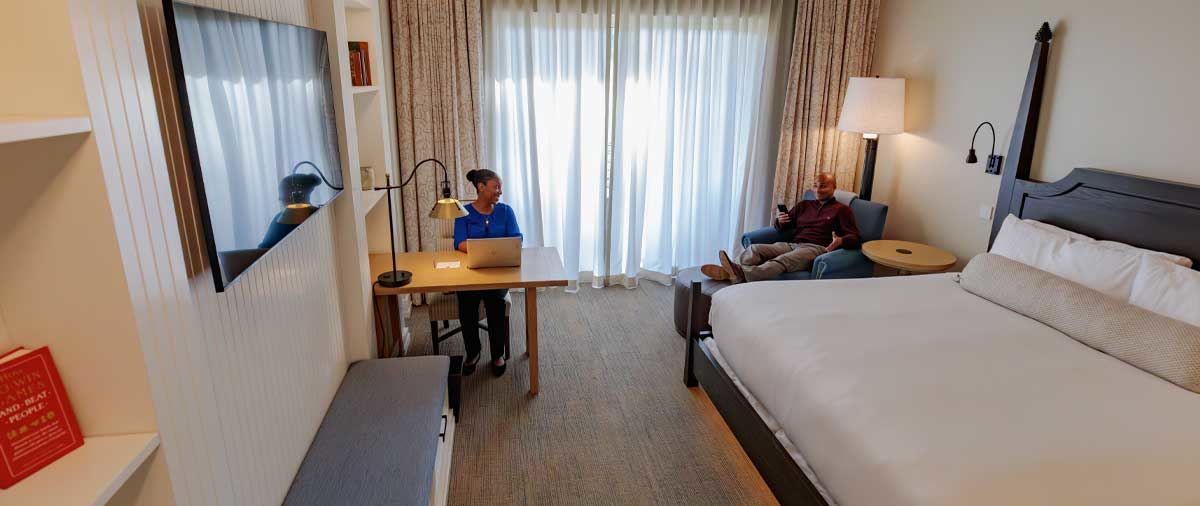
[404,282,777,506]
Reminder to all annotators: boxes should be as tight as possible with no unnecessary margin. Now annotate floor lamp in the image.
[374,158,469,288]
[837,77,905,201]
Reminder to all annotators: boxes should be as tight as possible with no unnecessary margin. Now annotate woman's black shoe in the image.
[463,354,480,376]
[490,358,506,377]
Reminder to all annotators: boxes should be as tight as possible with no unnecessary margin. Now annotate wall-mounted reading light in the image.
[967,121,1003,175]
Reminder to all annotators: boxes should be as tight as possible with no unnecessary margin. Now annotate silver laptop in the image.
[465,237,522,268]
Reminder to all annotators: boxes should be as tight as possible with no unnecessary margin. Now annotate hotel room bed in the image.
[705,273,1200,506]
[680,21,1200,504]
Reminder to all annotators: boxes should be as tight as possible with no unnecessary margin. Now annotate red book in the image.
[349,48,364,86]
[0,346,83,489]
[355,41,372,85]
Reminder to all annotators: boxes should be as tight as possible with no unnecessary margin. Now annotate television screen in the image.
[164,1,343,291]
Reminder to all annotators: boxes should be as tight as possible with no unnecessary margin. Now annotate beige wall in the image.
[870,0,1200,267]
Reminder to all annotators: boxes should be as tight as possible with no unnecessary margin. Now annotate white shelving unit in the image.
[341,0,398,253]
[312,0,409,357]
[0,2,168,503]
[343,0,375,10]
[4,433,161,505]
[361,188,387,217]
[0,115,91,144]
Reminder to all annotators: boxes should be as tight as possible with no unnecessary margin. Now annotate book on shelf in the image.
[349,48,364,86]
[0,346,83,489]
[348,41,372,86]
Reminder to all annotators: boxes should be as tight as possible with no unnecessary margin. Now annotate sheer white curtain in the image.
[174,4,340,252]
[483,0,785,288]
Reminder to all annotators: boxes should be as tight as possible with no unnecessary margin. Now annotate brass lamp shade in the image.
[278,204,317,225]
[430,197,468,220]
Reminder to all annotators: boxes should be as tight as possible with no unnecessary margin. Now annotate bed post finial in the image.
[1035,22,1053,42]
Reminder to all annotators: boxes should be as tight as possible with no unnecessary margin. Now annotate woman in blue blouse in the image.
[453,169,522,376]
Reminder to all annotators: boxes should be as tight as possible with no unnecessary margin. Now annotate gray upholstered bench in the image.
[284,356,457,506]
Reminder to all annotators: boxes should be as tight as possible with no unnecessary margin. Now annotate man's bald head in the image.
[814,172,837,201]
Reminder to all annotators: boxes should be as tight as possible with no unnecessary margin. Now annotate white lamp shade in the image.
[837,77,905,135]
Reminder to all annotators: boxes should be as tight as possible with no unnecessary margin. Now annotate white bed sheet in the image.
[710,274,1200,506]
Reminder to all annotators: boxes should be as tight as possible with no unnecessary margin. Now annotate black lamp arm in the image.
[375,158,453,198]
[970,121,997,156]
[291,160,344,190]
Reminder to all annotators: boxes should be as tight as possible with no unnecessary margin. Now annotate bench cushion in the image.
[285,356,449,506]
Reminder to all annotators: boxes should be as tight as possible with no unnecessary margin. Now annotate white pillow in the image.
[990,215,1069,269]
[990,215,1141,300]
[1024,218,1193,268]
[1053,239,1142,300]
[1130,256,1200,327]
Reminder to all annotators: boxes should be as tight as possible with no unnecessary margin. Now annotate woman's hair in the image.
[465,168,498,190]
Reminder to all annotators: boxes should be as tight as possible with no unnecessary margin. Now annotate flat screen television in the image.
[162,1,343,292]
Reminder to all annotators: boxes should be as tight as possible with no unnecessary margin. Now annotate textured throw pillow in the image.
[1025,218,1193,268]
[990,215,1140,300]
[1130,256,1200,327]
[960,253,1200,394]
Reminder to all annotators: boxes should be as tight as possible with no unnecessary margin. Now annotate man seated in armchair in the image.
[702,172,860,283]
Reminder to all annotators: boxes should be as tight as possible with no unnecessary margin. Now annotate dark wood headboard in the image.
[998,168,1200,269]
[988,22,1200,269]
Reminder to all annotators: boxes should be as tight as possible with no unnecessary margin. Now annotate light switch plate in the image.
[978,204,994,221]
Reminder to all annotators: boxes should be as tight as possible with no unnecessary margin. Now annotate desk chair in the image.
[426,221,511,359]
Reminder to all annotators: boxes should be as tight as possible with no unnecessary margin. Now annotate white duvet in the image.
[709,274,1200,506]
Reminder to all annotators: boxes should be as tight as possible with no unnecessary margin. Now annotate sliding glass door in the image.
[483,0,788,288]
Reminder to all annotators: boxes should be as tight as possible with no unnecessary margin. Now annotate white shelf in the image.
[5,432,160,506]
[0,116,91,144]
[351,85,380,95]
[361,189,388,217]
[344,0,374,10]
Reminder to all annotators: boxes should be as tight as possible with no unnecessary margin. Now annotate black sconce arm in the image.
[967,122,1004,174]
[971,121,997,158]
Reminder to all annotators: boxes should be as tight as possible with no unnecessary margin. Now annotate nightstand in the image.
[862,240,957,275]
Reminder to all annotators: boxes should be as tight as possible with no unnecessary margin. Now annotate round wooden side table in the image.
[862,240,957,275]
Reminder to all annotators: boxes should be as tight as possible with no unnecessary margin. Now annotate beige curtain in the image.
[773,0,880,204]
[391,0,484,253]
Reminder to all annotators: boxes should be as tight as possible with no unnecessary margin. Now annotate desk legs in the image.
[525,288,539,395]
[374,294,404,358]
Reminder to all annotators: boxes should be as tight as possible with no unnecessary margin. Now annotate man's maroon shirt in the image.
[774,198,861,248]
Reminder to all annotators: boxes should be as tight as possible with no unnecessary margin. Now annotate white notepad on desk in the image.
[435,261,461,269]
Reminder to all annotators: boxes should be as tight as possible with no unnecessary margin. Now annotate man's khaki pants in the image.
[738,242,827,281]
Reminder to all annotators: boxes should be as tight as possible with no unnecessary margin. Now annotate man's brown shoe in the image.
[719,250,746,284]
[700,264,730,281]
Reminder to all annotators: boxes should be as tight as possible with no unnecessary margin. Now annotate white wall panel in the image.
[70,0,347,504]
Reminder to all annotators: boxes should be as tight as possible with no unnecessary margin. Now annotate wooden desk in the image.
[370,247,568,395]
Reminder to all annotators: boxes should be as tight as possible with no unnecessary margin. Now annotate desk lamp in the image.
[374,158,469,288]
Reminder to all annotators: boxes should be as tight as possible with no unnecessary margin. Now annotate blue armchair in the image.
[672,190,889,338]
[741,190,888,280]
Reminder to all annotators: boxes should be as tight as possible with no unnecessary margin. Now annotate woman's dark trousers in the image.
[455,289,509,361]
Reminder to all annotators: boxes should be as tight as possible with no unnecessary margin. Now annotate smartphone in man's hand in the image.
[776,203,788,214]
